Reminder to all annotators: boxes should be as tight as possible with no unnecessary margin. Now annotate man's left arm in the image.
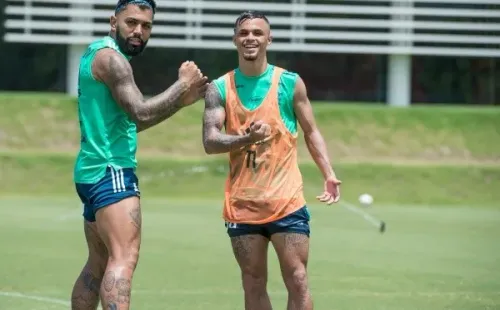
[293,76,341,204]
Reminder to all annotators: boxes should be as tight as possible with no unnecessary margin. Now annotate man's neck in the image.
[238,57,268,77]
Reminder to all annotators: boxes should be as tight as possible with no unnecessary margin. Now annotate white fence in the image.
[4,0,500,105]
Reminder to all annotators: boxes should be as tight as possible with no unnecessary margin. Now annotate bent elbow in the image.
[124,100,149,123]
[134,111,150,124]
[203,142,216,155]
[203,136,221,155]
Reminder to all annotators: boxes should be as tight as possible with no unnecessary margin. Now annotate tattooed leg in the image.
[271,233,312,310]
[95,197,142,310]
[71,263,102,310]
[71,221,108,310]
[231,234,272,310]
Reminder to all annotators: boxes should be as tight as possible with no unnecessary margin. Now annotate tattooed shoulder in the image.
[106,52,133,86]
[92,49,131,85]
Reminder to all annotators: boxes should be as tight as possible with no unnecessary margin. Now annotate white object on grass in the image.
[358,193,374,206]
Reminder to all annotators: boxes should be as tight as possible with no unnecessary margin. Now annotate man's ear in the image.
[110,15,117,32]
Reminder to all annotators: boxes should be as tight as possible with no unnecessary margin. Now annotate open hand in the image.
[316,176,342,204]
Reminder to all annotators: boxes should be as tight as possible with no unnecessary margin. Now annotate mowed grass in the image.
[0,197,499,310]
[1,152,500,206]
[0,92,499,163]
[1,91,499,309]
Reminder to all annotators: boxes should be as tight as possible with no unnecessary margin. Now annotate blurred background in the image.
[1,0,499,105]
[0,1,499,310]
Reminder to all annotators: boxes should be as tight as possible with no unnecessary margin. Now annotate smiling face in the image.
[233,17,272,62]
[110,4,153,56]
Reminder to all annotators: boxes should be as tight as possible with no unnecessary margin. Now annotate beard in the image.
[115,27,148,56]
[241,46,260,61]
[243,53,258,61]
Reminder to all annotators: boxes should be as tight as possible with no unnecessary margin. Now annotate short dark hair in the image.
[234,10,270,32]
[115,0,157,15]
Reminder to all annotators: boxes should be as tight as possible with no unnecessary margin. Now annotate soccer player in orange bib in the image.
[202,10,341,310]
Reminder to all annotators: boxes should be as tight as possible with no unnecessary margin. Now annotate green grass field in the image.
[0,198,499,310]
[0,92,499,163]
[0,92,499,309]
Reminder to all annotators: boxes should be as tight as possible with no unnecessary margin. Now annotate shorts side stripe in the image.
[110,167,118,193]
[119,169,126,192]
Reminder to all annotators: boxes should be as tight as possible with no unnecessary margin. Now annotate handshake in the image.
[177,61,209,106]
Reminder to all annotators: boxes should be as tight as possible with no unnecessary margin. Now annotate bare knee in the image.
[108,245,140,271]
[241,268,267,293]
[283,267,309,294]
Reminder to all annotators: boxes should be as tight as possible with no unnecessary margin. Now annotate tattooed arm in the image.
[93,49,202,133]
[202,82,255,154]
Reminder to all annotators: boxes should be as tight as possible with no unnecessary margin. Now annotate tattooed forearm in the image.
[134,80,189,132]
[202,83,253,154]
[101,51,190,132]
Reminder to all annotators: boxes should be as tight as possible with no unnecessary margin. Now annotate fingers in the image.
[250,122,262,131]
[316,193,335,205]
[180,60,194,69]
[316,191,340,205]
[261,123,271,135]
[179,61,204,79]
[196,75,208,86]
[250,120,267,131]
[198,82,209,97]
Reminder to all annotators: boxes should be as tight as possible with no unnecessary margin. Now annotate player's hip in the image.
[75,165,141,222]
[74,155,137,183]
[222,193,306,225]
[224,205,311,239]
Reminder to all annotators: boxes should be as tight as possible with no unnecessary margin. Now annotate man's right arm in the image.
[93,49,190,133]
[202,82,255,154]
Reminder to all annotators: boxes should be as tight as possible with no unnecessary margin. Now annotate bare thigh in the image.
[95,196,142,263]
[271,232,310,282]
[231,234,270,274]
[271,233,309,263]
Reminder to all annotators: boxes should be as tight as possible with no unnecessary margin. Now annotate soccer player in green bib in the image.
[71,1,208,309]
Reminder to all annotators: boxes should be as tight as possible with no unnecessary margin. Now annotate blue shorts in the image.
[75,166,141,222]
[225,206,311,239]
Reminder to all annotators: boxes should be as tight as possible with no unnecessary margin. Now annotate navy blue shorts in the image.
[225,206,311,239]
[75,166,141,222]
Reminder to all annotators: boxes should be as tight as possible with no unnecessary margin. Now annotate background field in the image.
[0,92,499,309]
